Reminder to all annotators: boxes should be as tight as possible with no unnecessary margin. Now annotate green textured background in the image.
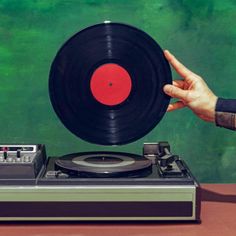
[1,0,236,183]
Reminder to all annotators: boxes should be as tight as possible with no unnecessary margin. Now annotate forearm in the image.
[215,98,236,130]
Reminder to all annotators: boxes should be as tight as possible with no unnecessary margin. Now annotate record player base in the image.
[0,184,200,221]
[0,184,235,236]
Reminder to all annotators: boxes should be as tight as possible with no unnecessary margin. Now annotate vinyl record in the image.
[49,22,172,145]
[55,152,152,177]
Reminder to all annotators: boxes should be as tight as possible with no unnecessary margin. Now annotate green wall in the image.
[1,0,236,182]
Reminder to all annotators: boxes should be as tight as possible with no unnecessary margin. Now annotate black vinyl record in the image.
[49,22,172,145]
[55,152,152,177]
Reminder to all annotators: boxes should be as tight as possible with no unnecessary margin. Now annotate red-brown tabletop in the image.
[0,184,236,236]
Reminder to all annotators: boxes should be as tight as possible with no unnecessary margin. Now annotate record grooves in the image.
[49,22,172,145]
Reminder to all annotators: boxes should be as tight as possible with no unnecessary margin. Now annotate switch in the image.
[3,151,7,160]
[16,149,21,158]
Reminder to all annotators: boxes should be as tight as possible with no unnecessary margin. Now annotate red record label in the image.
[90,63,132,106]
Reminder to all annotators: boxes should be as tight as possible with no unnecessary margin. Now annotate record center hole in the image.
[108,82,113,87]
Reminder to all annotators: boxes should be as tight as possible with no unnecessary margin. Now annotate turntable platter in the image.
[55,152,152,177]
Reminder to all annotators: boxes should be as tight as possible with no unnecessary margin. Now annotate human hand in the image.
[163,50,217,122]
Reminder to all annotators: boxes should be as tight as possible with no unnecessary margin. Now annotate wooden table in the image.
[0,184,236,236]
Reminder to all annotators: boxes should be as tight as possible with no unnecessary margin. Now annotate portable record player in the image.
[0,22,201,221]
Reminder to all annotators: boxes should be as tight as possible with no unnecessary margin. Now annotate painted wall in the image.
[0,0,236,182]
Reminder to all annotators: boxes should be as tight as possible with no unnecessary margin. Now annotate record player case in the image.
[0,143,201,221]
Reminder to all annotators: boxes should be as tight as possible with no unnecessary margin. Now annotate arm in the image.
[163,50,236,130]
[215,98,236,130]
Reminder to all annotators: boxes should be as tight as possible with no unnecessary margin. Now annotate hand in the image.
[163,50,217,122]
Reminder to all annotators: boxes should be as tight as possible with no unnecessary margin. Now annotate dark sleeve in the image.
[215,98,236,130]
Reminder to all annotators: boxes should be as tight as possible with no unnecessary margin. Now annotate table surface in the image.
[0,184,236,236]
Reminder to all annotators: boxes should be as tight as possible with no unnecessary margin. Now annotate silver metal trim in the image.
[0,185,196,190]
[0,216,196,221]
[0,145,37,153]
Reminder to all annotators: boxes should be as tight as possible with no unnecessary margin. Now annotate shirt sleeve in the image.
[215,98,236,130]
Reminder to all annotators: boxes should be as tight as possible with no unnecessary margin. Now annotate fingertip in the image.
[163,84,172,94]
[166,104,175,112]
[167,101,186,112]
[163,83,171,88]
[164,50,170,57]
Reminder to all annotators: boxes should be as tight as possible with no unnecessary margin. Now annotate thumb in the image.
[163,84,188,100]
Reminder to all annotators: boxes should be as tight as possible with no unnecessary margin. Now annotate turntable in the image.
[0,22,201,221]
